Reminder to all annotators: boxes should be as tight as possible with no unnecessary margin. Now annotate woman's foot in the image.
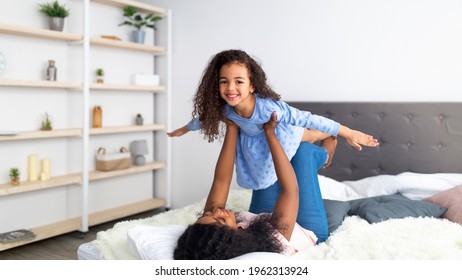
[321,136,337,168]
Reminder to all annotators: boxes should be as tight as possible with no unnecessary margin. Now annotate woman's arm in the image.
[203,120,239,213]
[265,112,299,241]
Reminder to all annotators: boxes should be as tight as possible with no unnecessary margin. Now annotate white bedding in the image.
[86,172,462,260]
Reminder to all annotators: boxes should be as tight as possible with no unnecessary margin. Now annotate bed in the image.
[78,102,462,260]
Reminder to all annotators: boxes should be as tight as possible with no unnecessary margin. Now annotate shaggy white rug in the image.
[93,189,462,260]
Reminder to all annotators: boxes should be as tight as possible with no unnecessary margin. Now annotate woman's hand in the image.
[224,119,238,131]
[264,111,279,134]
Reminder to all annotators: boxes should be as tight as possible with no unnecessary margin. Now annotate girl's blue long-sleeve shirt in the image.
[188,94,340,190]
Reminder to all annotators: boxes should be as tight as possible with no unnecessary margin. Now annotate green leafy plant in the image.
[96,68,104,77]
[38,1,70,18]
[136,113,142,118]
[9,168,20,179]
[41,112,53,130]
[119,6,162,31]
[9,167,20,185]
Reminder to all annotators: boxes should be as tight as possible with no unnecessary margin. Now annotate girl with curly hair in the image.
[168,49,378,191]
[174,113,319,259]
[169,49,378,242]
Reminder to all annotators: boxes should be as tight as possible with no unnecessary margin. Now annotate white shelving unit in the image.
[0,0,171,251]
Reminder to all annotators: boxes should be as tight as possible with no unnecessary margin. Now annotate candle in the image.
[41,158,50,180]
[28,154,38,181]
[40,172,47,181]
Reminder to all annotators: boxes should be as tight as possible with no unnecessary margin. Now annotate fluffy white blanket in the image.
[93,188,462,260]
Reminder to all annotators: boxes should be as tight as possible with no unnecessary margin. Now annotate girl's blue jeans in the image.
[249,142,329,243]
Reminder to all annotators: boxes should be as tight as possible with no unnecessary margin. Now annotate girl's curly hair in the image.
[192,49,281,142]
[173,213,284,260]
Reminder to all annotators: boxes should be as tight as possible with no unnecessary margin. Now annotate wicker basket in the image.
[96,147,131,171]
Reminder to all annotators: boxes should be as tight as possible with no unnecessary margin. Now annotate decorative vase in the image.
[49,17,65,31]
[132,30,146,44]
[96,75,104,84]
[135,116,144,125]
[10,178,20,185]
[92,106,102,128]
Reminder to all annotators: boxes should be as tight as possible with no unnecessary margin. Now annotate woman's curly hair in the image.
[173,213,284,260]
[192,49,281,142]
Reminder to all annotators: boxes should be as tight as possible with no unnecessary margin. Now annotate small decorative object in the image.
[135,113,144,125]
[96,147,131,171]
[130,140,148,166]
[92,106,102,128]
[9,167,20,185]
[96,68,104,83]
[46,60,57,81]
[28,154,38,182]
[41,112,53,131]
[119,6,163,44]
[41,158,50,181]
[131,74,160,86]
[38,0,70,31]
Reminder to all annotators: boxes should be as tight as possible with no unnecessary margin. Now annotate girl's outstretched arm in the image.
[203,120,238,212]
[265,112,298,241]
[337,125,379,151]
[166,124,190,137]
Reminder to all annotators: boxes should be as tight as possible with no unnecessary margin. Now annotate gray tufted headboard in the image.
[289,102,462,182]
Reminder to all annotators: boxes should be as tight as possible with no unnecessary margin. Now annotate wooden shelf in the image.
[0,128,82,142]
[90,124,165,135]
[0,161,166,196]
[0,23,82,42]
[0,173,81,197]
[0,198,165,251]
[90,83,166,92]
[0,79,81,89]
[90,37,166,53]
[92,0,166,15]
[89,161,166,181]
[0,217,82,251]
[88,198,166,226]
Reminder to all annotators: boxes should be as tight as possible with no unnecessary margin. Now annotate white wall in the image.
[147,0,462,208]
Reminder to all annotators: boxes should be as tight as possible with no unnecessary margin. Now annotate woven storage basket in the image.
[96,147,131,171]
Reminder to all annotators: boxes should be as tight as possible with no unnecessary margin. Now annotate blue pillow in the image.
[348,194,447,224]
[323,199,351,233]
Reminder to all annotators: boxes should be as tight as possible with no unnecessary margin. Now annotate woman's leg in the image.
[249,142,329,242]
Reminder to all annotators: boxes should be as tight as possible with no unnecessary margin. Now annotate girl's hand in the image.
[167,125,190,137]
[342,127,379,151]
[264,111,279,133]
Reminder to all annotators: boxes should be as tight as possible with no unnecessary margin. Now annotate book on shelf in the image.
[0,229,36,243]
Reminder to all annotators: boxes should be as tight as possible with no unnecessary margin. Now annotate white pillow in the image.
[128,225,186,260]
[318,175,361,200]
[342,174,402,198]
[341,172,462,200]
[396,172,462,200]
[127,224,288,260]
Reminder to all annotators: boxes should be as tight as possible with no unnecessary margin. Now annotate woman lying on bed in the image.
[174,112,335,259]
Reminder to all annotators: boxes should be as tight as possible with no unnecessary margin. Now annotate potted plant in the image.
[96,68,104,83]
[119,6,163,44]
[41,112,53,131]
[38,1,70,31]
[9,168,20,185]
[135,113,144,125]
